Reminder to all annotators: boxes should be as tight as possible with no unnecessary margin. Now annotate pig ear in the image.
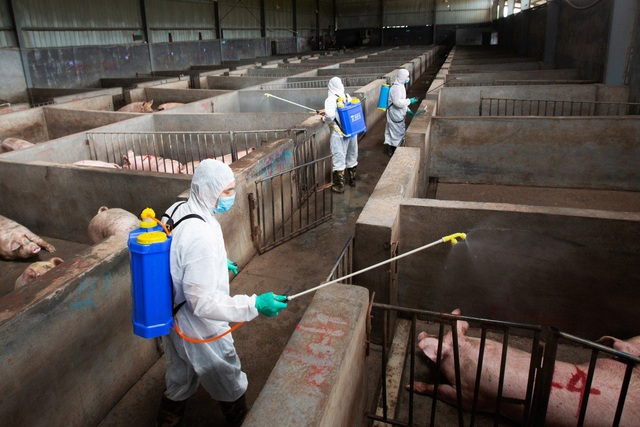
[420,337,449,361]
[9,239,21,251]
[596,335,617,348]
[51,257,64,266]
[450,308,468,336]
[24,268,38,279]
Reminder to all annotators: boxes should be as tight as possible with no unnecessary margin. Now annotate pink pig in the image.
[117,100,154,113]
[411,309,640,426]
[14,257,64,289]
[0,215,56,260]
[87,206,140,244]
[1,137,35,152]
[157,102,185,111]
[74,160,122,169]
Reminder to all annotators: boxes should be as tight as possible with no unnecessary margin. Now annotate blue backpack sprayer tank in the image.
[128,208,245,342]
[377,84,390,111]
[128,208,173,339]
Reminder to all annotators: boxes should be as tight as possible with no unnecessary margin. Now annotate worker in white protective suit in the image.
[383,69,419,157]
[321,76,358,193]
[155,159,288,427]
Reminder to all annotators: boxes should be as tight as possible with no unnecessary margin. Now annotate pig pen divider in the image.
[86,129,303,171]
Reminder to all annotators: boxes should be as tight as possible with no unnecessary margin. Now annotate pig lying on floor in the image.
[410,309,640,426]
[14,257,64,289]
[0,215,56,260]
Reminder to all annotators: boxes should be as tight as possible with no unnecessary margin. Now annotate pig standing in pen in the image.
[0,215,56,260]
[87,207,140,244]
[410,309,640,426]
[14,257,64,289]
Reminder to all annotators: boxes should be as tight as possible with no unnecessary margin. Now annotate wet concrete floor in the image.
[98,68,437,426]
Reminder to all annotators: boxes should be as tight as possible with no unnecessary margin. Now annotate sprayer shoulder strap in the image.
[162,202,206,232]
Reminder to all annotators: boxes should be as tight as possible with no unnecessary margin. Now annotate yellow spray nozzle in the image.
[265,93,271,97]
[443,232,467,245]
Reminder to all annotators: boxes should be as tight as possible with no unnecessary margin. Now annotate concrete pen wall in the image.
[243,285,369,427]
[0,236,160,426]
[395,199,640,341]
[428,116,640,191]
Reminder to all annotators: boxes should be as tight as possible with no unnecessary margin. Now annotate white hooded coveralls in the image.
[161,159,259,403]
[323,76,358,171]
[384,69,411,148]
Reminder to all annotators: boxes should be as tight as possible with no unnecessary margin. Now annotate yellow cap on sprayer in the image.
[139,207,157,228]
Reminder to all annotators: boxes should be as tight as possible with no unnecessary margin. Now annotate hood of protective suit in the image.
[187,159,235,215]
[328,76,345,99]
[395,69,410,84]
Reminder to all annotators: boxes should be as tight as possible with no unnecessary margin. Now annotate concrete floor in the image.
[98,66,437,426]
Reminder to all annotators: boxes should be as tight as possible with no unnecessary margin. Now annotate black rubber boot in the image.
[219,394,249,427]
[386,144,396,157]
[331,170,345,193]
[347,167,357,187]
[155,395,186,427]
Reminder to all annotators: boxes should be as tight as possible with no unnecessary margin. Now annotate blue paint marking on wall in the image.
[70,277,97,311]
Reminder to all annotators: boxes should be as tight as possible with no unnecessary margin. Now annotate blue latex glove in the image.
[409,97,419,105]
[255,292,288,317]
[227,259,238,274]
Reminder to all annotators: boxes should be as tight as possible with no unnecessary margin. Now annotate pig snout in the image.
[87,206,140,244]
[14,257,64,289]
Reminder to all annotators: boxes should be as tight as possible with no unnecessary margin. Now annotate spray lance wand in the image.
[264,93,348,137]
[283,232,467,302]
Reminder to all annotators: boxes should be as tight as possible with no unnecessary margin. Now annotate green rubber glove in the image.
[409,97,419,105]
[407,110,415,117]
[255,292,288,317]
[227,259,238,274]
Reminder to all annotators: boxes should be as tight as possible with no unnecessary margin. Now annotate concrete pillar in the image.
[522,0,531,10]
[507,0,515,15]
[518,7,530,55]
[498,0,506,18]
[543,0,560,64]
[604,0,637,85]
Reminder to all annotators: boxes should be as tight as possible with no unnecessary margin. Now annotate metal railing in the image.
[367,305,542,427]
[446,79,594,87]
[250,154,333,253]
[480,97,640,117]
[326,236,354,284]
[86,129,302,172]
[260,75,387,90]
[367,304,640,426]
